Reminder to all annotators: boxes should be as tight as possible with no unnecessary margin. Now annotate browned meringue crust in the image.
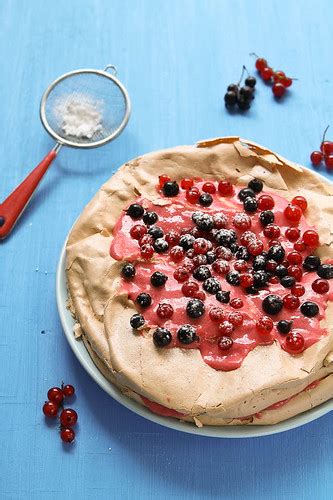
[66,137,333,426]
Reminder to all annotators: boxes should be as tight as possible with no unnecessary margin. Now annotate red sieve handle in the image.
[0,149,58,240]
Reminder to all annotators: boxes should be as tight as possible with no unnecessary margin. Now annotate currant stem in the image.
[249,52,260,58]
[322,125,330,142]
[237,65,246,86]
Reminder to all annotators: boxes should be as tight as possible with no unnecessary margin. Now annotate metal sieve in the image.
[0,65,131,239]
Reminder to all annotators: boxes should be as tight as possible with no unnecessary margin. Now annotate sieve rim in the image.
[39,68,131,149]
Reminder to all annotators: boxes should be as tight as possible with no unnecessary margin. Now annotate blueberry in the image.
[143,211,158,225]
[253,255,267,270]
[248,178,263,193]
[153,238,169,253]
[259,210,275,226]
[186,298,205,318]
[243,196,258,213]
[280,276,296,288]
[130,314,145,329]
[177,324,197,344]
[300,301,319,317]
[203,277,221,294]
[246,286,259,295]
[262,294,283,315]
[163,181,179,197]
[267,245,285,262]
[216,290,230,303]
[206,250,217,263]
[153,327,172,347]
[121,263,136,279]
[193,265,211,281]
[277,320,292,334]
[235,246,250,261]
[317,264,333,280]
[199,193,213,207]
[136,293,152,308]
[215,229,236,247]
[275,265,288,278]
[194,213,214,231]
[238,187,256,201]
[245,76,257,88]
[253,271,269,288]
[224,91,238,107]
[126,203,144,219]
[179,234,195,250]
[150,271,168,287]
[148,225,164,240]
[303,255,321,271]
[226,271,240,286]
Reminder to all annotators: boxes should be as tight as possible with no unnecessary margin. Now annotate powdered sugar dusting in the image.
[54,94,103,139]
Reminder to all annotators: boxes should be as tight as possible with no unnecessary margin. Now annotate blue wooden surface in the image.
[1,0,333,498]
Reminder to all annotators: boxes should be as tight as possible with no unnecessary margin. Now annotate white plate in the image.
[56,170,333,438]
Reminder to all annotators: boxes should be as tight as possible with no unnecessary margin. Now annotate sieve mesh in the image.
[41,69,130,148]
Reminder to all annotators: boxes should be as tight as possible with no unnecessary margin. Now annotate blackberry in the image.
[206,250,217,263]
[121,263,136,279]
[186,298,205,318]
[193,265,211,281]
[203,277,221,294]
[130,314,145,329]
[275,265,288,278]
[226,271,240,286]
[148,225,164,240]
[267,245,285,262]
[248,178,263,193]
[243,196,258,213]
[235,246,250,261]
[150,271,168,287]
[253,255,267,270]
[143,211,158,225]
[238,187,256,201]
[136,293,152,308]
[153,327,172,347]
[303,255,321,271]
[126,203,144,219]
[216,290,230,303]
[317,264,333,280]
[195,213,214,231]
[153,238,169,253]
[177,324,197,344]
[262,294,283,315]
[277,320,292,334]
[199,193,213,207]
[300,301,319,317]
[259,210,275,226]
[280,276,296,288]
[163,181,179,197]
[179,234,195,250]
[253,271,269,287]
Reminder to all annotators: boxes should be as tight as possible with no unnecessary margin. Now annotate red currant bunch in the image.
[310,126,333,171]
[252,53,294,99]
[42,383,77,443]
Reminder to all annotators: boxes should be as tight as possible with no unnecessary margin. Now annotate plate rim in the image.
[56,168,333,438]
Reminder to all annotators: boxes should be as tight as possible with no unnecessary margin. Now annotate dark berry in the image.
[235,246,250,261]
[239,85,254,100]
[317,264,333,280]
[215,229,236,247]
[153,327,172,347]
[163,181,179,197]
[216,290,230,303]
[193,265,211,281]
[227,83,239,93]
[206,251,216,263]
[280,276,296,288]
[253,255,267,270]
[153,238,169,253]
[229,243,239,254]
[218,336,233,350]
[186,298,205,318]
[195,213,214,231]
[199,193,213,207]
[262,294,283,315]
[130,314,145,329]
[248,178,263,193]
[238,187,256,201]
[177,324,197,344]
[136,293,152,308]
[226,271,240,286]
[179,234,195,250]
[267,245,285,262]
[245,76,257,88]
[203,277,221,294]
[303,255,321,271]
[121,263,136,279]
[143,211,158,225]
[275,265,288,278]
[253,270,269,288]
[300,301,319,317]
[148,225,164,240]
[224,91,238,107]
[126,203,144,219]
[259,210,275,226]
[277,320,292,334]
[246,286,259,295]
[243,196,258,213]
[150,271,168,287]
[237,96,251,110]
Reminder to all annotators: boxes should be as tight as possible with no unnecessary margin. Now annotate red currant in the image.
[213,213,229,229]
[180,178,194,190]
[294,240,306,252]
[218,321,234,335]
[182,281,199,297]
[170,246,185,262]
[62,385,75,398]
[234,260,248,272]
[193,238,210,254]
[157,303,174,319]
[273,70,285,82]
[202,182,216,194]
[285,227,300,242]
[290,284,305,297]
[212,259,230,275]
[43,401,59,418]
[248,239,264,256]
[230,298,244,309]
[47,387,64,405]
[321,141,333,156]
[255,58,267,71]
[218,180,234,196]
[281,77,292,87]
[312,279,329,294]
[272,83,286,98]
[173,267,189,282]
[257,194,274,210]
[287,265,303,281]
[186,187,200,203]
[233,212,252,230]
[303,230,319,247]
[291,196,308,212]
[165,230,180,246]
[215,247,232,260]
[261,67,273,81]
[284,204,302,223]
[228,311,244,325]
[310,151,323,166]
[218,336,233,351]
[209,307,224,322]
[285,332,305,354]
[240,231,257,246]
[283,294,300,310]
[193,290,206,301]
[263,224,281,239]
[325,155,333,169]
[239,273,254,288]
[269,276,280,284]
[256,316,274,334]
[159,175,171,187]
[140,244,154,259]
[130,224,147,240]
[139,234,154,246]
[266,259,278,272]
[60,428,75,443]
[287,251,302,265]
[60,408,78,427]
